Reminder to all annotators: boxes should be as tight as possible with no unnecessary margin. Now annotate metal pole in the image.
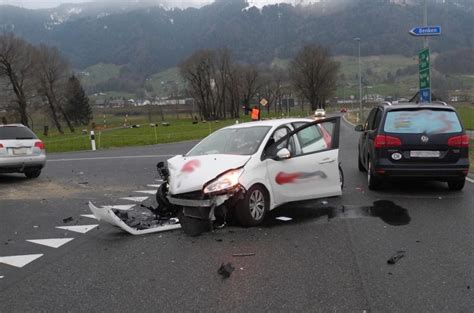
[354,37,362,121]
[423,0,428,48]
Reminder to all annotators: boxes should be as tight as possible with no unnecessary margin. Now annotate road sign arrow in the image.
[409,26,441,36]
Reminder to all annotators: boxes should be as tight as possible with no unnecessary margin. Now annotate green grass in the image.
[146,67,186,95]
[470,140,474,174]
[38,107,315,153]
[457,106,474,130]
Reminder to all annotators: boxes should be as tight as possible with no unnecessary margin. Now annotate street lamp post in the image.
[354,37,362,121]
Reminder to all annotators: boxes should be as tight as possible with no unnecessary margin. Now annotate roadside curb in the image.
[342,113,356,127]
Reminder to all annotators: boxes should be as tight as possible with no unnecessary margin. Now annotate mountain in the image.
[1,0,473,76]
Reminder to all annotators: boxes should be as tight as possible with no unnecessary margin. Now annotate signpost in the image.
[409,26,441,37]
[418,47,431,102]
[409,24,440,103]
[259,98,268,107]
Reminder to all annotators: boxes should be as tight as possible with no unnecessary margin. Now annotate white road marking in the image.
[101,204,136,211]
[466,177,474,184]
[275,216,293,222]
[0,276,4,279]
[48,154,175,162]
[120,197,149,202]
[155,179,164,182]
[81,214,99,220]
[134,190,157,195]
[26,238,74,248]
[0,254,43,268]
[147,184,161,188]
[56,225,98,234]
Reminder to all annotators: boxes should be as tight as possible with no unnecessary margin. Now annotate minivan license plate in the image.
[410,150,440,158]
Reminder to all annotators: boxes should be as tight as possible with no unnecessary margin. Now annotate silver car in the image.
[0,124,46,178]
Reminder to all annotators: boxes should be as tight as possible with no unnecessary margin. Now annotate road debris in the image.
[89,202,181,235]
[217,263,235,278]
[232,253,256,257]
[321,200,328,205]
[387,250,406,265]
[275,216,293,222]
[62,217,74,223]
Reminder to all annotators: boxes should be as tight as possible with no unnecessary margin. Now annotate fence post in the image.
[90,130,96,151]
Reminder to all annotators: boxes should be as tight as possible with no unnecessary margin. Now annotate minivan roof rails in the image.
[432,101,448,106]
[381,101,392,106]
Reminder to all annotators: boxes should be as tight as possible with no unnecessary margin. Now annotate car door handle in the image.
[319,158,335,164]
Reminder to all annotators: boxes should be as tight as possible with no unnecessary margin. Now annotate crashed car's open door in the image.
[265,117,341,205]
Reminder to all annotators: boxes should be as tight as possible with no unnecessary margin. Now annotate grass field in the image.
[80,63,122,87]
[457,106,474,130]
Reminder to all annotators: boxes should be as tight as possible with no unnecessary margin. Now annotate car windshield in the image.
[0,126,37,140]
[187,126,271,156]
[384,109,462,134]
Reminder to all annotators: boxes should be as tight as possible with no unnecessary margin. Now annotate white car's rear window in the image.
[384,109,462,134]
[0,126,37,140]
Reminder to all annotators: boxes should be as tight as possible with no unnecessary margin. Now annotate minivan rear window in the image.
[0,126,37,140]
[384,110,462,134]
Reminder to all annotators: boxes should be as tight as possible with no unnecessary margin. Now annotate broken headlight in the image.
[203,168,244,195]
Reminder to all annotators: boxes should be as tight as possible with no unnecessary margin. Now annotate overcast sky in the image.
[1,0,311,10]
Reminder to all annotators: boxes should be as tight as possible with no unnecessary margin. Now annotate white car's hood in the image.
[167,154,251,195]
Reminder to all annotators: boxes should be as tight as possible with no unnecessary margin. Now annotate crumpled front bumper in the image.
[167,194,230,208]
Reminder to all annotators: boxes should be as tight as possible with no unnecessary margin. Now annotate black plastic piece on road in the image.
[218,263,235,278]
[63,217,73,223]
[387,250,406,265]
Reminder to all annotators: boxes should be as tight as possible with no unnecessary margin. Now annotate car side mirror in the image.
[276,148,291,160]
[354,125,364,132]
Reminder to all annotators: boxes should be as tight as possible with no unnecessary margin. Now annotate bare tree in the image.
[240,65,261,111]
[290,45,339,110]
[36,44,74,133]
[180,50,216,120]
[0,33,37,127]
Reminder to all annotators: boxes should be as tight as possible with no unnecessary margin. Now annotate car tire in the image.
[24,169,41,179]
[236,184,268,227]
[367,159,381,190]
[156,183,171,208]
[448,179,465,191]
[358,153,365,172]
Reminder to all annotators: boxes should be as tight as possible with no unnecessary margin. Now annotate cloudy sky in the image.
[1,0,311,10]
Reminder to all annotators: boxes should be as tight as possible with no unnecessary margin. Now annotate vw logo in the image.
[421,135,429,143]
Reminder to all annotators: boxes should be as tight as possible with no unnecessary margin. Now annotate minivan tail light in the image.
[35,141,45,150]
[447,135,469,148]
[374,135,402,149]
[0,143,3,148]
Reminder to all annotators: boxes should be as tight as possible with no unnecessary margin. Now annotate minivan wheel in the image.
[24,169,41,179]
[236,185,268,226]
[448,179,465,191]
[367,160,381,190]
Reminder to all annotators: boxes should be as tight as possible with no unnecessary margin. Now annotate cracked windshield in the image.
[0,0,473,312]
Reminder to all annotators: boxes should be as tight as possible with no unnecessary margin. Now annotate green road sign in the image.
[420,68,430,89]
[419,48,430,71]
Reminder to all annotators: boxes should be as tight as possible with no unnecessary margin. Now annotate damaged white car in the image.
[156,117,343,235]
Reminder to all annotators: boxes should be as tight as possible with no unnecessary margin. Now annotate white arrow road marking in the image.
[134,190,157,195]
[147,184,161,188]
[56,225,98,234]
[81,214,99,220]
[120,197,149,202]
[0,254,43,268]
[26,238,74,248]
[101,204,136,211]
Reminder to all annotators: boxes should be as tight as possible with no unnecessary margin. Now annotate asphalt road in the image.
[1,117,473,312]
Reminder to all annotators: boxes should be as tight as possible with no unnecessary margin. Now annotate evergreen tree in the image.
[65,75,92,126]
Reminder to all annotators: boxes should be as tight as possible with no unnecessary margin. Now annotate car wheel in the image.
[358,153,365,172]
[367,159,381,190]
[24,169,41,179]
[448,178,465,191]
[339,165,344,190]
[156,183,171,208]
[236,184,268,226]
